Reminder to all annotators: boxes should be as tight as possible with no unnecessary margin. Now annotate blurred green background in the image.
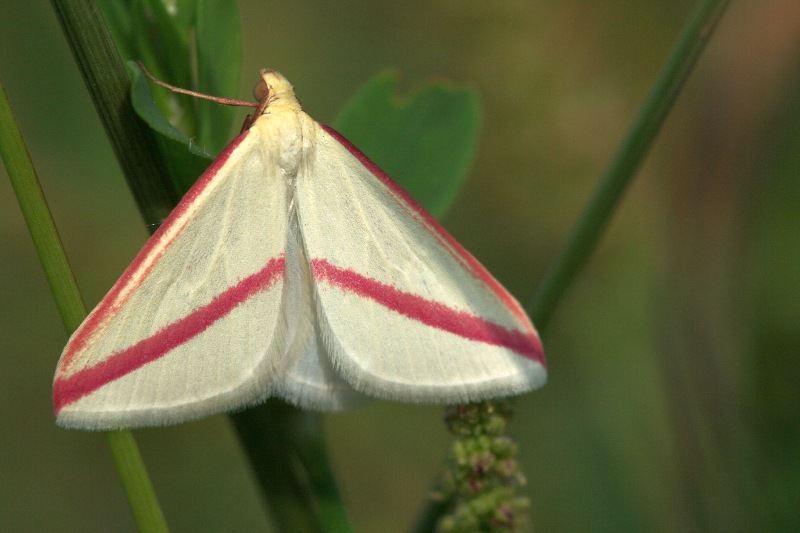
[2,1,799,531]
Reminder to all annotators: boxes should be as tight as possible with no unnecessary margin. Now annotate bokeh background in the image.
[2,1,800,531]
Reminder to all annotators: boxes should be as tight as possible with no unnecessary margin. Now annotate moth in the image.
[53,69,546,429]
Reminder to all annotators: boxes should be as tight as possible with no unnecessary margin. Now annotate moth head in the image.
[253,69,296,106]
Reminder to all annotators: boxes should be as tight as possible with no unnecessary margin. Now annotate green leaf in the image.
[134,0,197,137]
[137,0,194,86]
[97,1,134,61]
[195,0,243,153]
[99,0,200,140]
[334,71,481,218]
[128,61,212,194]
[113,0,243,195]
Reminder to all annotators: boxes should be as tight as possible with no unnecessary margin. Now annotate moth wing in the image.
[271,221,368,410]
[295,125,546,404]
[54,129,291,429]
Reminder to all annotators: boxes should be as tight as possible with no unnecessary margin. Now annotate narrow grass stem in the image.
[0,78,168,532]
[528,0,731,328]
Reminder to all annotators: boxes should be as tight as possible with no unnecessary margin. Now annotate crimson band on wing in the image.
[59,131,252,369]
[53,257,285,412]
[320,125,534,328]
[311,258,544,362]
[55,252,543,412]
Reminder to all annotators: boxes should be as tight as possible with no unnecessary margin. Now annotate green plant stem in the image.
[49,0,179,226]
[231,402,354,533]
[528,0,731,328]
[0,78,168,533]
[0,82,85,332]
[106,432,169,533]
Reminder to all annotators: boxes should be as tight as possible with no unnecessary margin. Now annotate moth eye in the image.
[253,80,270,102]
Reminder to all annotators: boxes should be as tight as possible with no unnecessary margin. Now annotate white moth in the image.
[53,70,546,429]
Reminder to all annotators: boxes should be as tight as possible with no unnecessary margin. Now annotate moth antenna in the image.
[137,61,258,109]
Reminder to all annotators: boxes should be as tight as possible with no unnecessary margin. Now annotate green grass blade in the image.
[0,76,169,533]
[0,80,85,332]
[528,0,732,328]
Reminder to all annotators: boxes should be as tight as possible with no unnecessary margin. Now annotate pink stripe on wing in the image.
[54,256,285,413]
[60,130,253,370]
[319,125,534,329]
[311,258,544,362]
